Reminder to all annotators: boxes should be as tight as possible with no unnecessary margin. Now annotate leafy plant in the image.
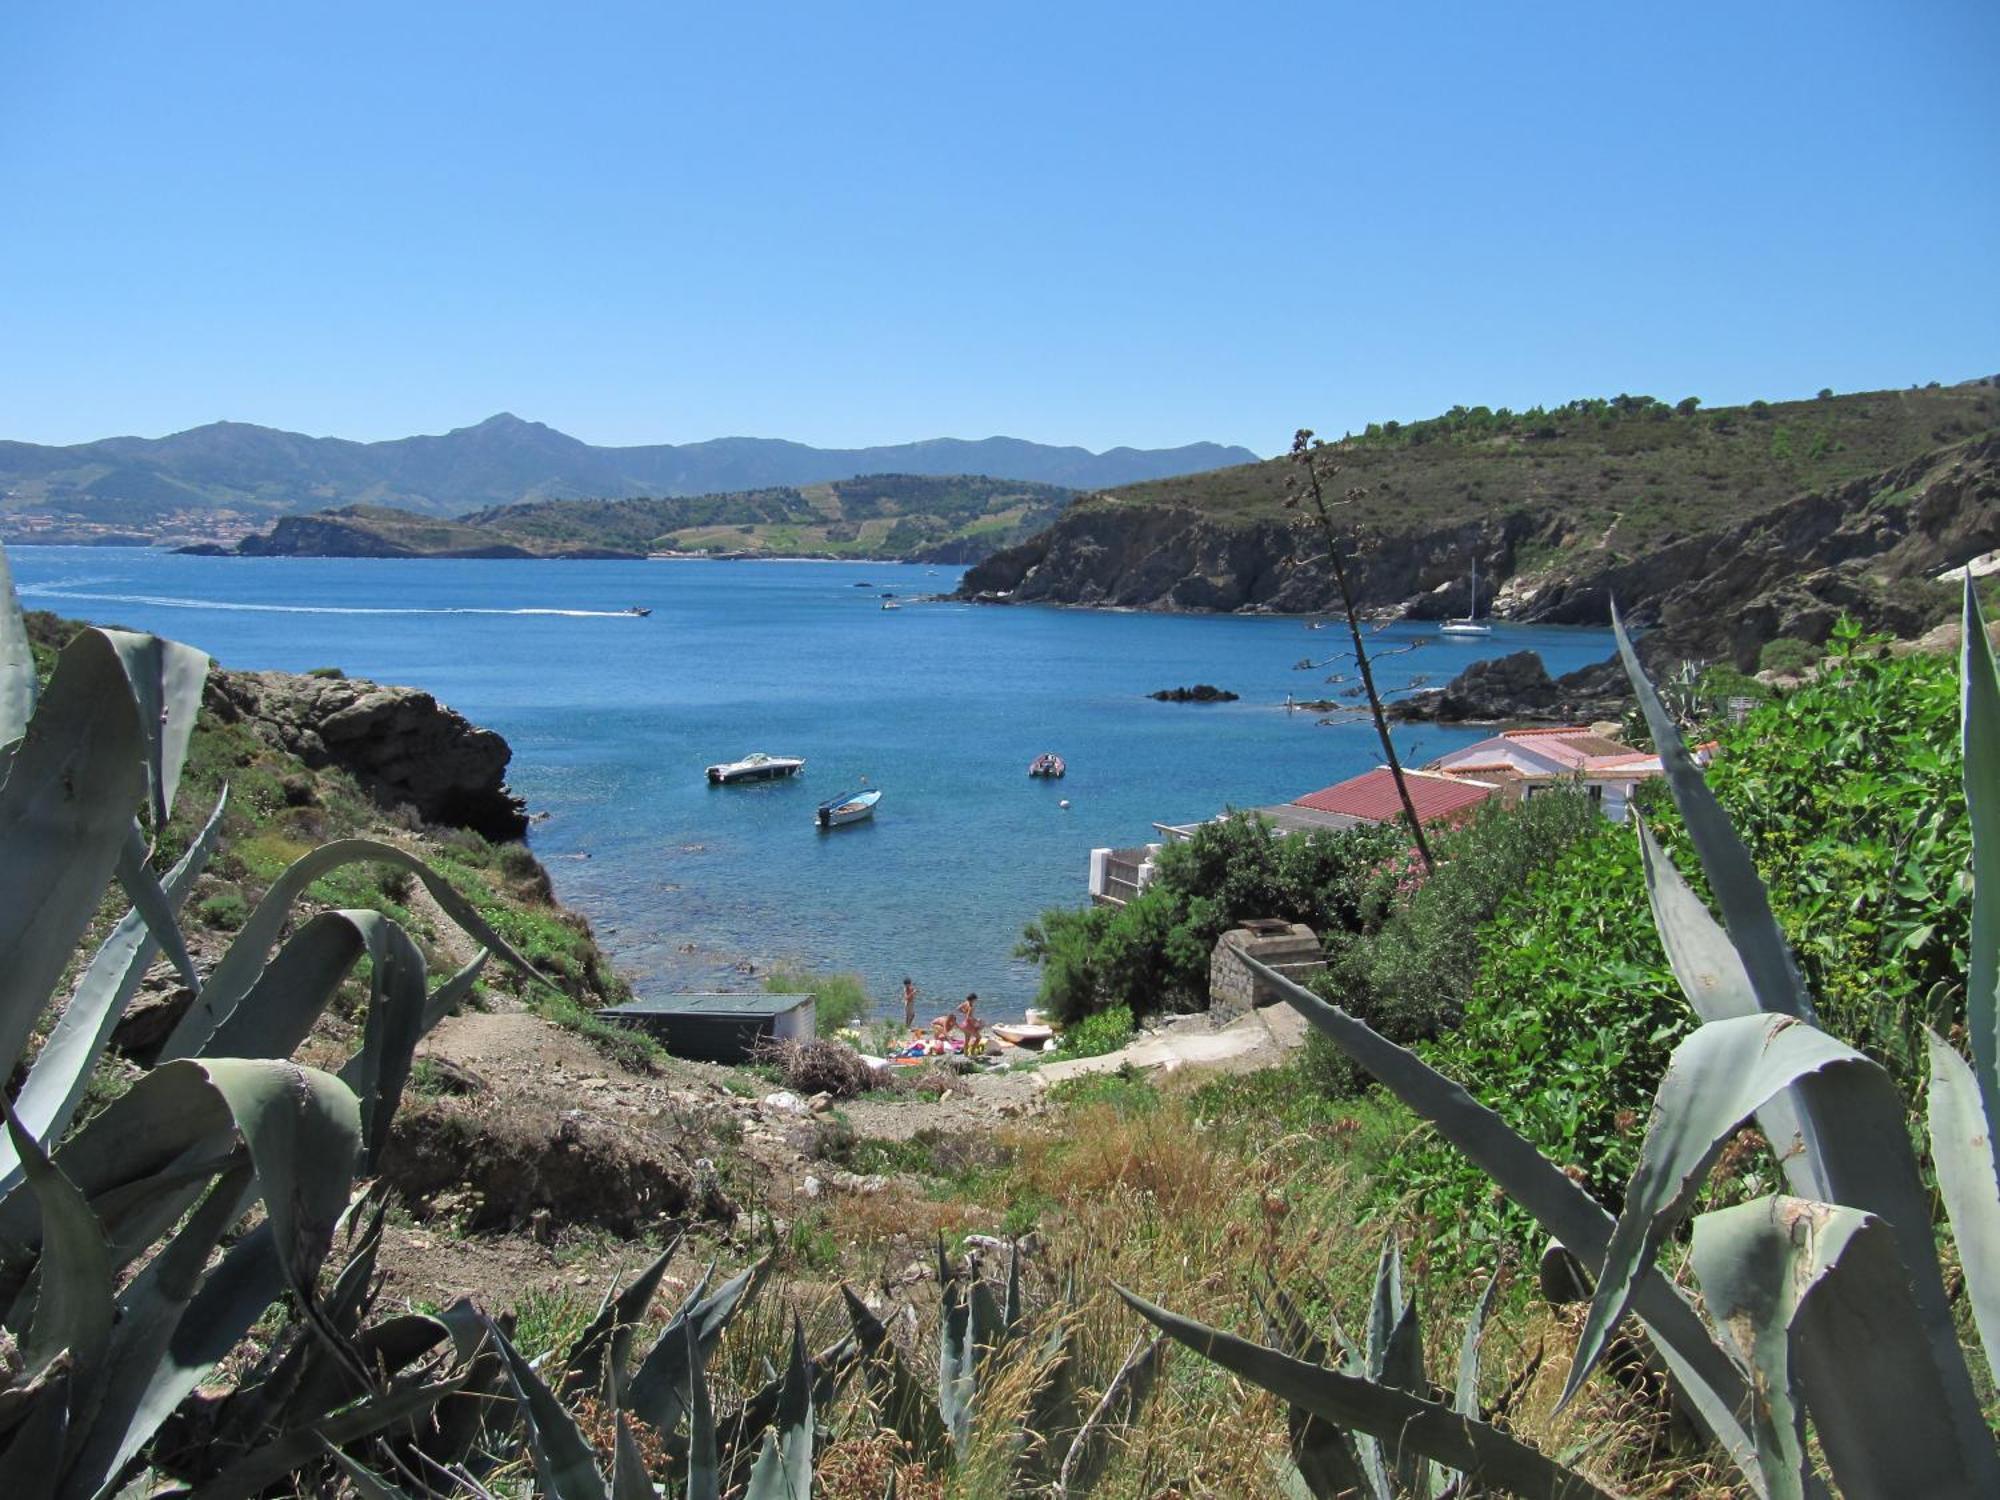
[0,544,553,1498]
[1116,582,2000,1497]
[1058,1004,1134,1059]
[840,1240,1164,1493]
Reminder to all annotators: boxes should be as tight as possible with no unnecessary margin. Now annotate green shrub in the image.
[1329,789,1602,1047]
[765,966,870,1033]
[1060,1003,1134,1058]
[195,888,251,930]
[1399,628,1972,1262]
[1020,814,1400,1023]
[1757,634,1822,676]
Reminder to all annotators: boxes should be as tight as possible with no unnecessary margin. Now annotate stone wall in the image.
[1209,920,1325,1023]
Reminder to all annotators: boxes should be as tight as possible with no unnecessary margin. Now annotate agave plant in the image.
[1119,580,2000,1499]
[1252,1236,1513,1499]
[839,1239,1165,1496]
[0,545,565,1498]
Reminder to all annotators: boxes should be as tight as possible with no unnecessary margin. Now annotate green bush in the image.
[1019,813,1400,1023]
[1398,629,1971,1263]
[1758,634,1823,676]
[1060,1003,1135,1058]
[1325,789,1602,1045]
[195,888,250,930]
[765,966,871,1033]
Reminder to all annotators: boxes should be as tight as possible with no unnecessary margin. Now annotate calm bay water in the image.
[13,548,1616,1018]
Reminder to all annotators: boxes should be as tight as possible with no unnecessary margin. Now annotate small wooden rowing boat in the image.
[815,788,881,828]
[991,1022,1054,1046]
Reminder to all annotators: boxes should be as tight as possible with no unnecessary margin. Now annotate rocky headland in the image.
[204,663,530,838]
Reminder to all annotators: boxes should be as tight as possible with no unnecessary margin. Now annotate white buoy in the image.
[1059,799,1071,809]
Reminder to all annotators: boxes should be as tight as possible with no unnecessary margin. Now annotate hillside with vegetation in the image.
[962,378,2000,666]
[0,411,1247,534]
[462,471,1077,561]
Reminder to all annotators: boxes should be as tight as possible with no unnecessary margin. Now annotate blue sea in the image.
[11,548,1617,1018]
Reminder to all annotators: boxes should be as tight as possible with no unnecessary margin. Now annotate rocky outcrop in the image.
[225,510,642,560]
[1150,684,1239,702]
[205,667,528,838]
[1390,651,1632,724]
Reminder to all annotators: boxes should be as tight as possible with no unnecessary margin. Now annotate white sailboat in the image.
[1439,557,1493,636]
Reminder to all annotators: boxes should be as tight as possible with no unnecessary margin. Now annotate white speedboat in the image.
[706,752,806,784]
[815,788,881,828]
[1440,557,1493,636]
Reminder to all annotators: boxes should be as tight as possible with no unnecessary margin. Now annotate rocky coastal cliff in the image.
[962,436,2000,672]
[205,665,529,838]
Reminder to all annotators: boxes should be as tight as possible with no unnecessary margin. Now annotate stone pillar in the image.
[1208,920,1325,1023]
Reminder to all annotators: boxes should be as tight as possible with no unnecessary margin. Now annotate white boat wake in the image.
[18,586,638,619]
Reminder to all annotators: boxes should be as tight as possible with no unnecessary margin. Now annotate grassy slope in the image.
[1099,381,2000,553]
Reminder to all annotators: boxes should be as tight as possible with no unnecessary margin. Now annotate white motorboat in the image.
[1440,556,1493,636]
[706,752,807,784]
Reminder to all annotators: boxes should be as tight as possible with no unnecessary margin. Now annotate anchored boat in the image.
[1028,752,1066,778]
[706,752,806,784]
[815,788,881,828]
[1439,557,1493,637]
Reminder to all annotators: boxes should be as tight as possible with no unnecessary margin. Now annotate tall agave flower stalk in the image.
[1120,579,2000,1499]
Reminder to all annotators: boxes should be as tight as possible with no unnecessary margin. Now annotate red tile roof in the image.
[1293,768,1497,825]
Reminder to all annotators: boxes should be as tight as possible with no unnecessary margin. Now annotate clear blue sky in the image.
[3,2,1995,455]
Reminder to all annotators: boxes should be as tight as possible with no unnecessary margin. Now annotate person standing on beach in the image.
[902,976,918,1029]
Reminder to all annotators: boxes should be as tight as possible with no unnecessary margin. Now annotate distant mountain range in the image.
[0,413,1260,532]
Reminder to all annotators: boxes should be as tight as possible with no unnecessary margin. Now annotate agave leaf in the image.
[0,791,225,1199]
[839,1286,948,1464]
[684,1317,720,1500]
[486,1315,611,1500]
[1962,578,2000,1141]
[1363,1237,1400,1380]
[1054,1333,1167,1500]
[1242,952,1762,1482]
[1562,1012,1989,1486]
[161,837,544,1061]
[339,916,429,1170]
[742,1321,813,1500]
[0,1367,68,1500]
[1454,1268,1499,1420]
[182,1378,463,1500]
[93,629,207,834]
[1255,1287,1378,1500]
[937,1261,974,1460]
[1611,602,1814,1023]
[1117,1286,1617,1500]
[1636,815,1827,1206]
[322,1442,421,1500]
[423,950,490,1033]
[610,1414,654,1500]
[622,1255,769,1435]
[65,1165,266,1495]
[1003,1238,1023,1332]
[1927,1030,2000,1376]
[0,542,39,746]
[2,1103,113,1423]
[561,1235,682,1401]
[0,628,148,1082]
[1692,1195,1988,1500]
[114,824,200,996]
